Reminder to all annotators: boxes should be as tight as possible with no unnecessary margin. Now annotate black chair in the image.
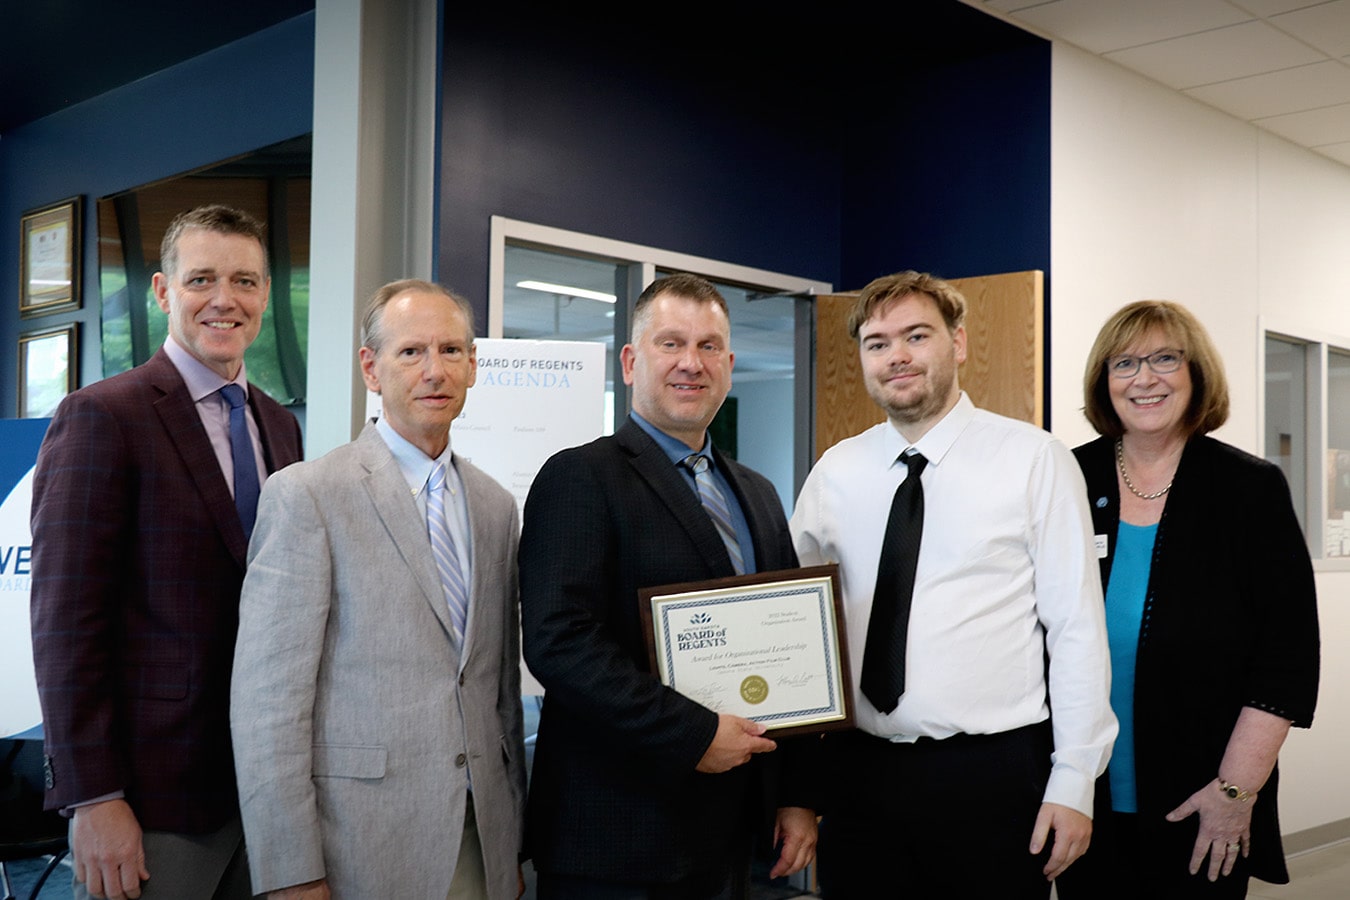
[0,740,68,900]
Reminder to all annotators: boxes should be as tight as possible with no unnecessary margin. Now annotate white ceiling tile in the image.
[1270,0,1350,57]
[1009,0,1251,53]
[1255,101,1350,143]
[1104,20,1324,88]
[967,0,1350,168]
[1235,0,1340,17]
[1184,60,1350,118]
[978,0,1048,12]
[1312,139,1350,164]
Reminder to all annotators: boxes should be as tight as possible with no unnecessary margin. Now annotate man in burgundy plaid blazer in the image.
[29,205,302,900]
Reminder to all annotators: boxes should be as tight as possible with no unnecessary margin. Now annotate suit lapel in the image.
[456,460,492,666]
[146,350,250,567]
[247,386,300,473]
[354,425,459,642]
[618,419,732,575]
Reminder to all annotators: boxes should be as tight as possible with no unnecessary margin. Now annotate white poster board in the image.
[451,338,607,514]
[0,419,50,739]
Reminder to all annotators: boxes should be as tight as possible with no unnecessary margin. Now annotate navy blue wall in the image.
[0,14,314,417]
[437,17,847,311]
[437,5,1050,339]
[839,40,1051,289]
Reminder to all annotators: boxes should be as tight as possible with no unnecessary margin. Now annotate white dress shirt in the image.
[790,393,1116,815]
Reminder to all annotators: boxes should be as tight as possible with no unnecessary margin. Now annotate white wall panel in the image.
[1051,41,1257,452]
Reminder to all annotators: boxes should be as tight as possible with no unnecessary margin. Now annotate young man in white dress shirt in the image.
[790,271,1116,899]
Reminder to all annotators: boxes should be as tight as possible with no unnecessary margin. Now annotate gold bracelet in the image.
[1219,779,1254,802]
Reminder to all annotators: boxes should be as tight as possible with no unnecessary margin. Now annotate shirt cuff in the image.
[1042,766,1094,818]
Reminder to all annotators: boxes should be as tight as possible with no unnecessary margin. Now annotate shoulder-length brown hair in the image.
[1082,300,1230,439]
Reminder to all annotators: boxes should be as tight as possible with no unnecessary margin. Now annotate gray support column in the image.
[307,0,439,456]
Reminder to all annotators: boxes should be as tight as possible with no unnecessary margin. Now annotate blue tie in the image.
[219,384,261,539]
[683,454,745,575]
[427,463,469,645]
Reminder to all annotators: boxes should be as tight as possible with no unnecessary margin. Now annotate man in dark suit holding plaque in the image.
[520,273,816,899]
[29,205,303,900]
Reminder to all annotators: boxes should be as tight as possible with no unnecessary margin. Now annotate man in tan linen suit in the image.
[231,280,525,899]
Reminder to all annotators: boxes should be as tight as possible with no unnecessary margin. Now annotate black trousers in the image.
[817,722,1054,900]
[1056,811,1253,899]
[537,856,748,900]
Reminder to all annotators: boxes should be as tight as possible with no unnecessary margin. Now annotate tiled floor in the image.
[1249,838,1350,899]
[7,840,1349,898]
[1042,840,1350,900]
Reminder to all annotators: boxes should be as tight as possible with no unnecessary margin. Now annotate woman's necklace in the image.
[1116,439,1172,500]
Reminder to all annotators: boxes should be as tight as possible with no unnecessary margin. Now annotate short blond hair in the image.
[846,271,966,340]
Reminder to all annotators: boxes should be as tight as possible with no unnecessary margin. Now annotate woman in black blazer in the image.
[1058,301,1319,899]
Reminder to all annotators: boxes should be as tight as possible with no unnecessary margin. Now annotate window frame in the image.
[488,215,833,497]
[1260,317,1350,570]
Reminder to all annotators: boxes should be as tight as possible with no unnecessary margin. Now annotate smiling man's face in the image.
[360,289,478,459]
[858,291,966,441]
[152,228,270,381]
[621,292,734,451]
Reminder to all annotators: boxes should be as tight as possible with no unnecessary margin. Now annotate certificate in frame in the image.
[19,197,82,319]
[18,324,78,418]
[640,564,852,737]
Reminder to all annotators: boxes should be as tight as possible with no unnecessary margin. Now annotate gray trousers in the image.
[70,816,251,900]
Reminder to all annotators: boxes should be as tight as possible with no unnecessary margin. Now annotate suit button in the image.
[455,753,467,768]
[459,673,465,687]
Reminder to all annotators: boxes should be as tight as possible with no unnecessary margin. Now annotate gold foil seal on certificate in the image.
[739,675,769,704]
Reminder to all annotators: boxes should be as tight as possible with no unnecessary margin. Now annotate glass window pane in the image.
[701,278,796,514]
[1326,349,1350,557]
[503,244,620,433]
[96,137,311,406]
[1264,336,1307,536]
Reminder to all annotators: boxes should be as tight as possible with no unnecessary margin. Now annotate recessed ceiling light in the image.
[515,280,616,304]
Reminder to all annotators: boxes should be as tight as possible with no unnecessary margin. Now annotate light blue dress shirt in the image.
[630,412,758,574]
[374,417,474,639]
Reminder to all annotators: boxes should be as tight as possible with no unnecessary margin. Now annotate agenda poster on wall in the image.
[452,338,607,513]
[0,418,51,739]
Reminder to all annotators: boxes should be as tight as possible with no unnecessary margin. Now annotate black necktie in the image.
[860,451,928,714]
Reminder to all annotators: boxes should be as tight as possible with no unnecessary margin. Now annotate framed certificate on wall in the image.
[19,197,82,319]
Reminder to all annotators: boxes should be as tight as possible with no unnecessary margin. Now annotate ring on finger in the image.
[1227,841,1241,852]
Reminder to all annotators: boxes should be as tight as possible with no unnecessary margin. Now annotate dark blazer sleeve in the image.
[29,385,140,807]
[1230,449,1319,727]
[520,441,719,775]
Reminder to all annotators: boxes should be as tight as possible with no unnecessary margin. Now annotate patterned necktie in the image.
[860,451,928,714]
[426,463,469,645]
[219,384,261,539]
[682,454,745,575]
